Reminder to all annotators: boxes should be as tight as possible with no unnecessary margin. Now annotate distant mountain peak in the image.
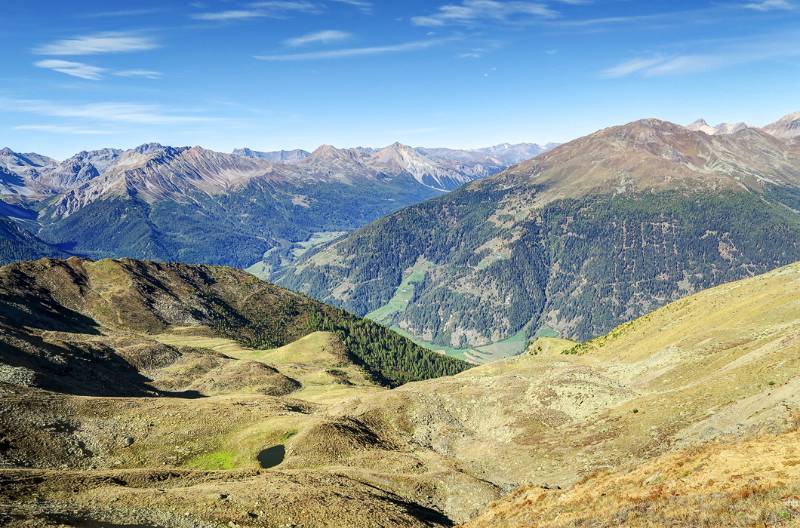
[375,142,417,157]
[132,142,169,155]
[232,147,310,163]
[763,111,800,139]
[310,144,360,162]
[506,117,798,202]
[686,118,749,135]
[313,144,339,154]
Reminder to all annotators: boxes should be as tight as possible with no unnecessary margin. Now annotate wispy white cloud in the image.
[411,0,558,27]
[458,50,486,59]
[600,56,667,78]
[556,14,662,27]
[456,41,504,59]
[256,38,450,61]
[558,2,794,30]
[192,1,320,21]
[743,0,795,11]
[284,30,352,47]
[192,9,268,21]
[251,0,318,9]
[4,99,214,126]
[79,8,168,18]
[13,124,114,135]
[602,34,800,78]
[33,60,162,81]
[34,60,107,80]
[114,69,164,79]
[330,0,373,13]
[33,32,158,56]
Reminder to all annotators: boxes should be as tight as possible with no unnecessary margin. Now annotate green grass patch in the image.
[187,449,236,470]
[533,325,559,338]
[367,260,432,324]
[475,328,529,360]
[388,325,478,362]
[389,324,535,364]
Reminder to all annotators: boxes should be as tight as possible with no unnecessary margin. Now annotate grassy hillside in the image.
[315,261,800,520]
[0,257,468,389]
[465,427,800,527]
[1,259,799,527]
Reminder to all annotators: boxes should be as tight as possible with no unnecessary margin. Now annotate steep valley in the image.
[1,257,799,526]
[278,119,800,356]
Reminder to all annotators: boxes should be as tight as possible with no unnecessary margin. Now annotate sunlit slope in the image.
[465,427,800,528]
[3,259,799,526]
[332,262,800,500]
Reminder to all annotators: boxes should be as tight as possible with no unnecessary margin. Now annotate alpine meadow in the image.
[2,1,800,527]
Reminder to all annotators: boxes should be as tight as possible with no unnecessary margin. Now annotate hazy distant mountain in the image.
[0,148,55,197]
[44,144,275,218]
[685,118,749,135]
[231,141,555,192]
[233,147,310,163]
[0,140,550,202]
[419,142,554,166]
[0,147,123,198]
[278,119,800,352]
[686,111,800,140]
[369,142,487,191]
[28,143,445,267]
[762,111,800,139]
[0,138,553,269]
[37,148,122,192]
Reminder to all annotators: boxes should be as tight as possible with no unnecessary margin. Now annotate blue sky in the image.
[2,0,799,158]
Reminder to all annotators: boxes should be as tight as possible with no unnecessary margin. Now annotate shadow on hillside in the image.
[355,480,454,526]
[0,332,202,399]
[2,509,163,528]
[0,291,101,336]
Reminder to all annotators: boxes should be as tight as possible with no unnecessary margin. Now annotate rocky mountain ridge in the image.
[0,139,554,268]
[685,118,749,135]
[763,110,800,139]
[685,110,800,139]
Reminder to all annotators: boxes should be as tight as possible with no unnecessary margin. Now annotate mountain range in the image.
[685,111,800,138]
[0,141,550,269]
[277,116,800,359]
[685,118,749,135]
[2,111,800,527]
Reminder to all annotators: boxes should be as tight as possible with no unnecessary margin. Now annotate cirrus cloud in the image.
[411,0,559,27]
[3,98,215,126]
[256,38,451,61]
[743,0,795,11]
[601,33,800,78]
[34,59,106,80]
[284,30,352,47]
[33,32,158,56]
[192,1,320,21]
